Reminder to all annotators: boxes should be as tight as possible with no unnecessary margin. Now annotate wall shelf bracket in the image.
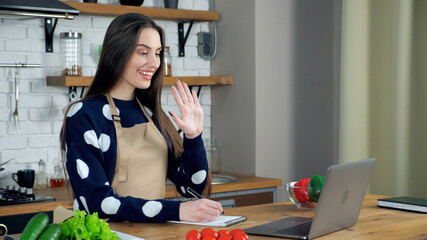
[178,20,195,57]
[45,18,58,53]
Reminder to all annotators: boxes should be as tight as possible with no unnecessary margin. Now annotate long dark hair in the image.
[60,13,211,196]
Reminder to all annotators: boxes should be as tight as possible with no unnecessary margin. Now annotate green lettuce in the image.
[59,210,120,240]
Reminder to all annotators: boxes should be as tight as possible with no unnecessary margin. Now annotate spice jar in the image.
[50,164,65,188]
[164,46,172,76]
[60,32,82,76]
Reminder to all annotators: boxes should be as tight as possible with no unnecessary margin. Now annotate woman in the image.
[60,13,222,223]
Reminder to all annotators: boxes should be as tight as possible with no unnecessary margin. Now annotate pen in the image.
[187,187,224,214]
[187,187,203,199]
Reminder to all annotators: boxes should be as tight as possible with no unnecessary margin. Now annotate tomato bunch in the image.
[186,228,249,240]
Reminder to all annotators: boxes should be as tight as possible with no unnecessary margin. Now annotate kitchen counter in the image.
[108,194,427,239]
[0,173,282,217]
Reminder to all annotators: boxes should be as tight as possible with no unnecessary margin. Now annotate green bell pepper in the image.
[308,175,325,202]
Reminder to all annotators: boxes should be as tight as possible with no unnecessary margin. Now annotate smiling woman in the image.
[110,28,163,99]
[59,13,222,223]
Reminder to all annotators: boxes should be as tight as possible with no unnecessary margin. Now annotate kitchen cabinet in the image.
[0,174,281,217]
[0,174,280,234]
[165,173,282,207]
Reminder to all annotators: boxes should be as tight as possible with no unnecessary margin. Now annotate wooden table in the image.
[109,194,427,239]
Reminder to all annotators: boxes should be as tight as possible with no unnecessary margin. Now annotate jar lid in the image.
[60,32,82,39]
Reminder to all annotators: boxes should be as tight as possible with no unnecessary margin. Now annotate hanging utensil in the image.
[0,158,14,171]
[0,158,14,167]
[0,63,42,133]
[12,69,20,133]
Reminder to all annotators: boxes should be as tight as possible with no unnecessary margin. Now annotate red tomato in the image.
[217,236,231,240]
[217,229,229,237]
[201,236,216,240]
[201,228,217,239]
[229,229,248,240]
[229,229,244,235]
[187,237,201,240]
[231,235,248,240]
[186,229,201,240]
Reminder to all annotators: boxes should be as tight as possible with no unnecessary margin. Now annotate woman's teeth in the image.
[139,71,153,76]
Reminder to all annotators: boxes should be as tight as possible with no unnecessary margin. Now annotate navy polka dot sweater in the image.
[64,95,209,222]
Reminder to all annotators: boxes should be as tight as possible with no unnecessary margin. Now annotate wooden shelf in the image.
[46,76,233,87]
[63,1,219,21]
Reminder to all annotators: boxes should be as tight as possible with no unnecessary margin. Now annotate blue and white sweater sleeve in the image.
[65,100,208,223]
[166,133,209,198]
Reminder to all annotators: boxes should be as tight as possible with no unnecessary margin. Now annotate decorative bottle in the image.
[50,164,65,188]
[206,139,221,173]
[164,46,172,76]
[34,159,48,189]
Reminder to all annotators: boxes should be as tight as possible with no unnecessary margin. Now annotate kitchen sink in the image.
[166,174,238,185]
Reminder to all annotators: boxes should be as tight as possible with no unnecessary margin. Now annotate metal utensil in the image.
[4,235,20,240]
[12,69,20,133]
[0,158,14,167]
[0,158,14,172]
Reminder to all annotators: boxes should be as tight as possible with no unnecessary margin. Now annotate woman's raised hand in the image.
[169,80,203,139]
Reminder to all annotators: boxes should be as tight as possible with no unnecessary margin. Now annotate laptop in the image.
[244,158,376,239]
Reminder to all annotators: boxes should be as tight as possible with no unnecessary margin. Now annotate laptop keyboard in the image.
[273,221,312,236]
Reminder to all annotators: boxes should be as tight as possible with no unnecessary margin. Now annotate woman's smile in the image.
[138,69,155,81]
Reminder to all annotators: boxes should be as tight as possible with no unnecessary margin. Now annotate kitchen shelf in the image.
[63,1,219,21]
[46,76,233,87]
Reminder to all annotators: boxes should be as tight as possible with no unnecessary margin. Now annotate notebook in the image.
[111,230,145,240]
[168,215,247,227]
[244,158,376,239]
[378,196,427,213]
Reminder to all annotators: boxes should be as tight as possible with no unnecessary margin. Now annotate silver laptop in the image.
[244,158,376,239]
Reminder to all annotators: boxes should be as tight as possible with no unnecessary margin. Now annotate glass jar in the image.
[164,46,172,76]
[206,139,221,173]
[50,164,65,188]
[60,32,82,76]
[34,159,48,189]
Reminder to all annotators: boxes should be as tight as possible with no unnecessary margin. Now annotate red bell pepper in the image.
[294,178,311,203]
[298,178,311,203]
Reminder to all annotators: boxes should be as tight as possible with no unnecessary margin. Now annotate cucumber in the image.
[37,223,61,240]
[20,213,49,240]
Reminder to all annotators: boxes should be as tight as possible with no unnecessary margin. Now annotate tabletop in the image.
[109,194,427,239]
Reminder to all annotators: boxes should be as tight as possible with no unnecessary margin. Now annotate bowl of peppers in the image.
[285,175,325,210]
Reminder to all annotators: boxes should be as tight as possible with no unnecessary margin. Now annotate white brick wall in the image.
[0,0,212,186]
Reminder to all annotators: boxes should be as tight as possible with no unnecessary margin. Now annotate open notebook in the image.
[168,215,247,227]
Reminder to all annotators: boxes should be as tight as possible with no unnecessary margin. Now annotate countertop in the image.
[107,194,427,239]
[0,173,282,217]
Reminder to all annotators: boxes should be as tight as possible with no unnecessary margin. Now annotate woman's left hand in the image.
[169,80,203,139]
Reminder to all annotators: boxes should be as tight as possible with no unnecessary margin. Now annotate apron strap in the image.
[106,93,129,182]
[135,98,154,123]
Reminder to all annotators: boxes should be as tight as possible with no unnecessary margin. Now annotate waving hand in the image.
[169,80,204,139]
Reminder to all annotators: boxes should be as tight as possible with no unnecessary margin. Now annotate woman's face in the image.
[117,27,162,96]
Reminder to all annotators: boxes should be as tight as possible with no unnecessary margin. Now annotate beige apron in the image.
[107,94,168,200]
